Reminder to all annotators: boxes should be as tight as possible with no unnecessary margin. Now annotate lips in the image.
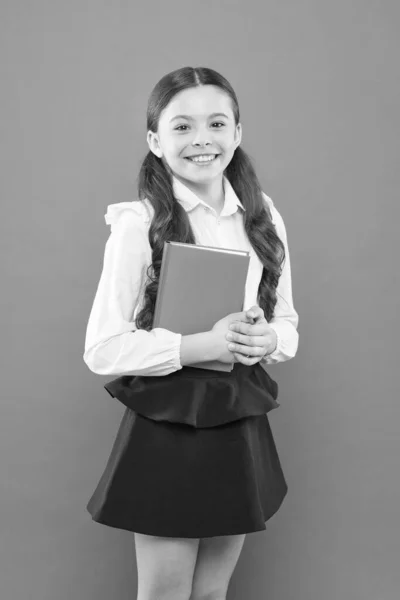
[184,153,220,159]
[185,153,219,158]
[184,154,220,165]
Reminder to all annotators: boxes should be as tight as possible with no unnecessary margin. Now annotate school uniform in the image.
[83,175,299,539]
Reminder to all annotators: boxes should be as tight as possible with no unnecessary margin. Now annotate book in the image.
[152,241,251,372]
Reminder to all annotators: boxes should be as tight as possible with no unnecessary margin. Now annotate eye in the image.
[175,125,189,131]
[175,122,225,131]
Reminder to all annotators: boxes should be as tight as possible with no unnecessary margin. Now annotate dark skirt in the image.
[86,362,288,539]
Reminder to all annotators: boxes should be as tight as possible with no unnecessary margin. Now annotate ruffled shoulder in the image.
[104,199,153,227]
[262,192,280,225]
[261,191,275,213]
[261,192,287,241]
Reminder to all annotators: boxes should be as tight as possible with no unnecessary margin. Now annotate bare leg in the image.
[134,532,200,600]
[190,534,246,600]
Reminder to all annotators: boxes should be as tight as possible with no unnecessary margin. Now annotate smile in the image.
[185,154,219,164]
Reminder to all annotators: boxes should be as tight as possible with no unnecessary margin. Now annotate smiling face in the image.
[147,85,242,190]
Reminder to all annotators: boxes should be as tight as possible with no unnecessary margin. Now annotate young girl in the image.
[84,66,299,600]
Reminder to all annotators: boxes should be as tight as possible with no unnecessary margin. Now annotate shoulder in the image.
[261,192,288,240]
[104,199,153,232]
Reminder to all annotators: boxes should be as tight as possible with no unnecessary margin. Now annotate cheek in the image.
[157,130,180,155]
[165,140,184,158]
[218,133,236,151]
[220,141,236,160]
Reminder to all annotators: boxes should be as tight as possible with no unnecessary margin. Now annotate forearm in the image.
[180,331,218,366]
[84,328,183,376]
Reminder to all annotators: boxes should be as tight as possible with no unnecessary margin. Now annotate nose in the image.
[192,127,212,147]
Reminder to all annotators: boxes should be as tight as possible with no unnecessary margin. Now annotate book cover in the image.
[153,241,250,372]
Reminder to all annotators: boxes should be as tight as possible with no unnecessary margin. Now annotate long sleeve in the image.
[260,196,299,366]
[83,203,183,377]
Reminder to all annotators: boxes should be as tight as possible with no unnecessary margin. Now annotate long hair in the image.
[135,66,285,331]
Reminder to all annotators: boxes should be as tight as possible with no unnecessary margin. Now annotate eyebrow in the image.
[170,112,230,122]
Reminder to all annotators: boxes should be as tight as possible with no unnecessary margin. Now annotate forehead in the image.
[161,85,234,120]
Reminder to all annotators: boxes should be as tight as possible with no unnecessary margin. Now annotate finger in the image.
[233,351,260,365]
[232,314,271,334]
[231,311,251,323]
[229,320,267,336]
[228,341,265,356]
[233,352,255,365]
[246,305,263,321]
[227,330,253,346]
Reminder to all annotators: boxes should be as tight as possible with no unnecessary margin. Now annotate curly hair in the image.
[134,66,285,331]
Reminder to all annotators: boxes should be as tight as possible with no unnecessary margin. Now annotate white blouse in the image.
[83,175,299,377]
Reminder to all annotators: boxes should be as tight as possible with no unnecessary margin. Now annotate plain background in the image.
[1,1,399,599]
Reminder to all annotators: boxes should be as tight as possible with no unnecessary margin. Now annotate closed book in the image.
[152,241,251,372]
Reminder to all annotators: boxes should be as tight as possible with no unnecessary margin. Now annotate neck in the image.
[174,174,225,214]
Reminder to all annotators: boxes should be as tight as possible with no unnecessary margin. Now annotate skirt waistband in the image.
[104,362,280,428]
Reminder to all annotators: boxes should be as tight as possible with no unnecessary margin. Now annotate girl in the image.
[84,66,299,600]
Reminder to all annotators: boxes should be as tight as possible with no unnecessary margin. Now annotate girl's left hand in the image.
[226,305,277,365]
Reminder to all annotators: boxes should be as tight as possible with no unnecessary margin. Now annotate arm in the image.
[260,195,299,366]
[83,204,184,377]
[180,331,219,365]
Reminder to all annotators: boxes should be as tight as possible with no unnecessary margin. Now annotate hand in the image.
[226,305,278,365]
[211,310,255,364]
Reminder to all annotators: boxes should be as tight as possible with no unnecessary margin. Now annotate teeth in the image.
[188,154,216,163]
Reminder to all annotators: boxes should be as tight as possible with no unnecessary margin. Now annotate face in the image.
[147,85,242,189]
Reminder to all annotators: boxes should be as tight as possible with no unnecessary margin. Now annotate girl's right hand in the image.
[211,311,253,364]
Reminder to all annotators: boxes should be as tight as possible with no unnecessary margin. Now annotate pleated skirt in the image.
[86,361,288,539]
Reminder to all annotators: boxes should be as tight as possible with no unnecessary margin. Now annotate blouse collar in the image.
[172,175,246,217]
